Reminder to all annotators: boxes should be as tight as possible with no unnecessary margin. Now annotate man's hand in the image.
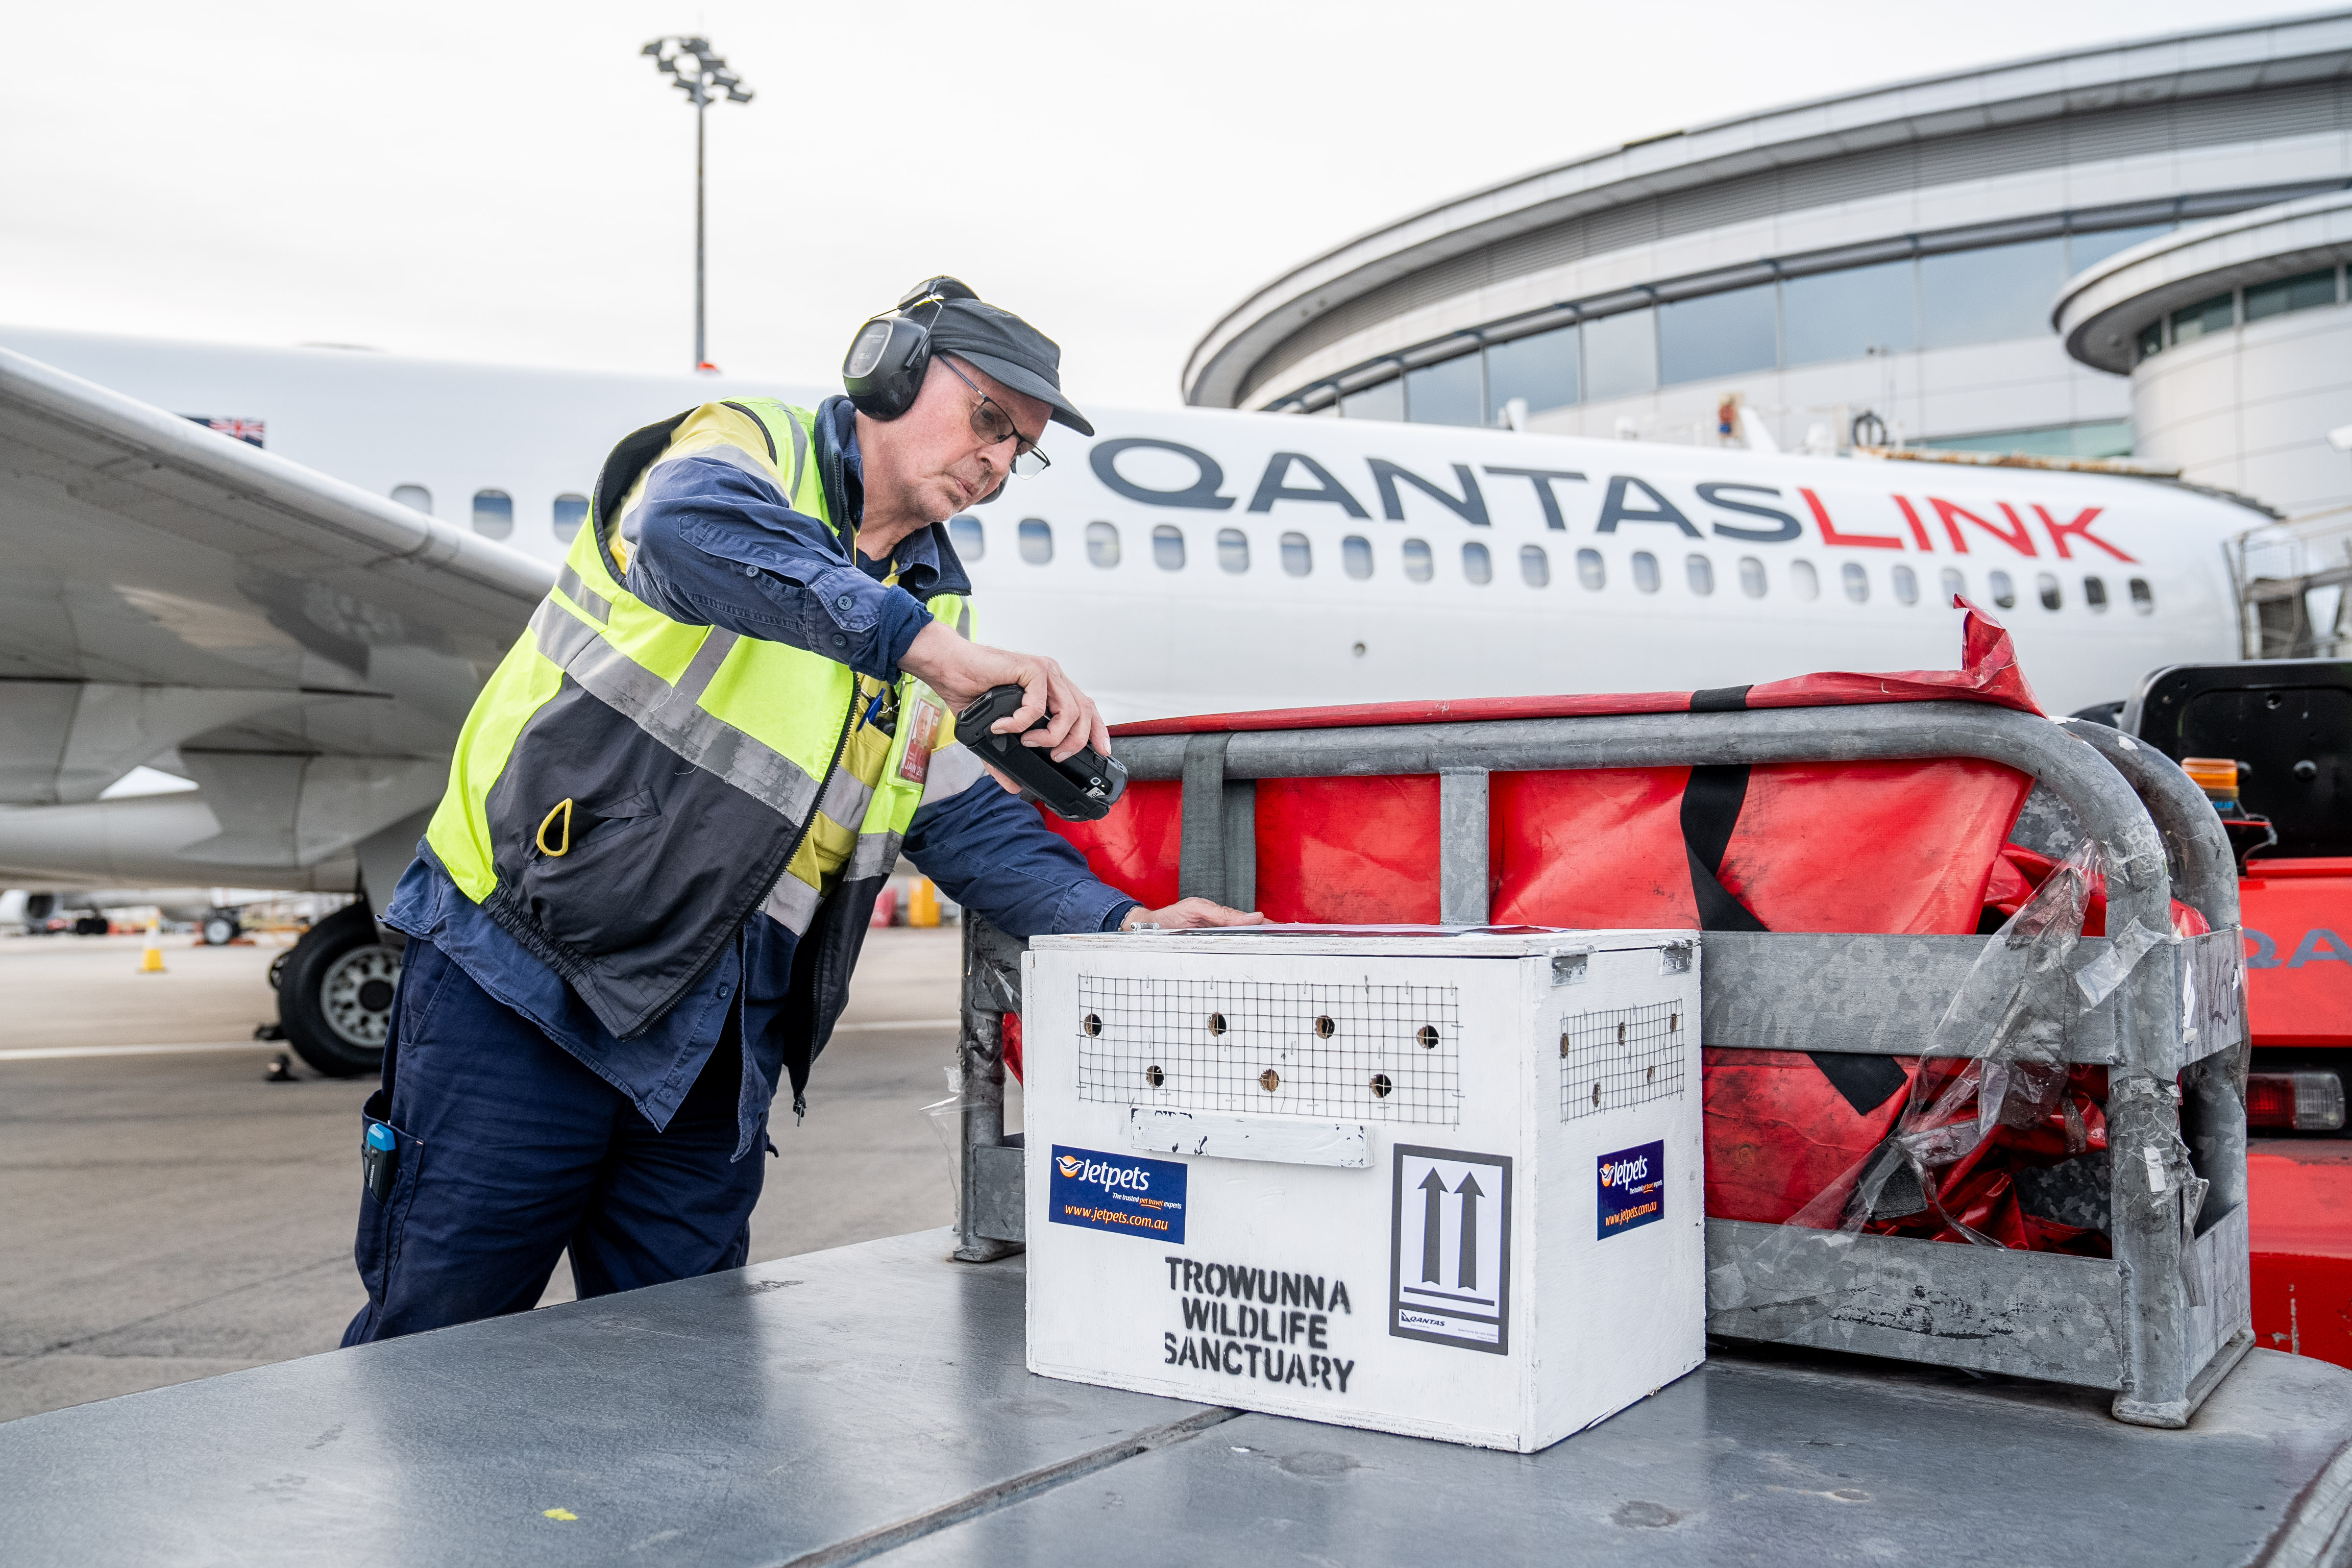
[901,621,1111,762]
[1122,899,1267,930]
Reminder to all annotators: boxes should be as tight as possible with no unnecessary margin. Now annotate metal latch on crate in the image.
[1126,1107,1371,1168]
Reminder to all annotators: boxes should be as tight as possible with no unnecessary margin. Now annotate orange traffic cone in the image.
[910,878,940,928]
[138,917,166,974]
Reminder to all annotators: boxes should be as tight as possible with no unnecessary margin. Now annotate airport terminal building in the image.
[1183,13,2352,466]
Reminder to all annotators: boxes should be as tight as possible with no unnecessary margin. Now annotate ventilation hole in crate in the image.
[1314,1016,1336,1039]
[1369,1073,1392,1098]
[1617,1022,1627,1044]
[1416,1025,1439,1049]
[1591,1082,1602,1108]
[1559,1032,1570,1058]
[1144,1064,1164,1087]
[1670,1012,1679,1032]
[1560,1000,1688,1121]
[1647,1065,1657,1083]
[1083,1013,1101,1037]
[1260,1069,1281,1092]
[1208,1012,1227,1036]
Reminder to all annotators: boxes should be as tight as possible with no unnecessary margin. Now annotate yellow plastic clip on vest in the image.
[537,798,575,857]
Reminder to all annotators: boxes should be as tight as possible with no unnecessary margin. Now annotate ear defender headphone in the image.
[842,276,979,420]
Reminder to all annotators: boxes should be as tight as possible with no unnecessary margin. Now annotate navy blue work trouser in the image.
[341,936,766,1345]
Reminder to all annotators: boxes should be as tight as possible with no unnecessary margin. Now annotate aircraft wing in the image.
[0,346,553,881]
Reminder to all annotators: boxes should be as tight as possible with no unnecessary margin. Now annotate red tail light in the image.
[2247,1071,2348,1132]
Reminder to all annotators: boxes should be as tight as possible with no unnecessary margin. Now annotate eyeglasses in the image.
[940,357,1051,477]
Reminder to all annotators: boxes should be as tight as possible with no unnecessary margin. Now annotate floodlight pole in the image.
[642,36,754,373]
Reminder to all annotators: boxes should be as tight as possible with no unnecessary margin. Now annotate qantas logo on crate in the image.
[1049,1145,1187,1243]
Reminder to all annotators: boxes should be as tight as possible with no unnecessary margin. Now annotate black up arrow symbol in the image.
[1419,1167,1447,1283]
[1455,1171,1485,1291]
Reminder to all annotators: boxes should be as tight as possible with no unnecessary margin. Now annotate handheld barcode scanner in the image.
[959,685,1129,822]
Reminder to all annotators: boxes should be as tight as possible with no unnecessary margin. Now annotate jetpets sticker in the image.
[1049,1145,1187,1243]
[1597,1140,1664,1240]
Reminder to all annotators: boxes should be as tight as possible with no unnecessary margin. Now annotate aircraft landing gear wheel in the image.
[275,903,399,1079]
[201,911,241,946]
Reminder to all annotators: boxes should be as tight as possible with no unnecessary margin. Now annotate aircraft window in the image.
[1842,562,1869,603]
[1940,567,1966,603]
[1737,556,1766,598]
[1019,518,1053,564]
[2037,573,2062,610]
[1343,535,1373,580]
[1086,521,1121,568]
[551,493,590,540]
[1989,569,2017,609]
[2128,577,2154,614]
[1790,560,1820,601]
[1783,259,1916,365]
[1576,548,1605,590]
[1685,554,1714,595]
[1631,551,1660,594]
[1461,541,1492,584]
[1217,528,1250,573]
[1403,538,1434,582]
[2245,267,2339,322]
[471,489,514,538]
[391,484,432,513]
[948,513,984,560]
[1521,545,1550,587]
[1892,564,1919,605]
[1282,532,1312,576]
[2084,575,2109,611]
[1153,525,1186,570]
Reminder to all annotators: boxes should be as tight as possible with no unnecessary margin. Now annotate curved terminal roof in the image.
[2055,188,2352,370]
[1184,9,2352,410]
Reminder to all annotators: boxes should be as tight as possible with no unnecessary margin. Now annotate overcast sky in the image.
[1,0,2285,409]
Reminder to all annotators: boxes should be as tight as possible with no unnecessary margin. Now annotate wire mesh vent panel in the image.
[1559,1000,1687,1121]
[1075,974,1460,1125]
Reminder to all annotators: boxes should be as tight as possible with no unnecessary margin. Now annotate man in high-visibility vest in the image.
[345,281,1257,1342]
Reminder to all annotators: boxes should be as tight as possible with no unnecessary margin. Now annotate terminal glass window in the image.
[1920,237,2067,349]
[2170,292,2235,345]
[1658,284,1776,386]
[2129,577,2154,614]
[1217,528,1250,573]
[2245,268,2340,322]
[1582,308,1658,402]
[2066,224,2172,272]
[1685,553,1714,595]
[1281,532,1312,576]
[390,483,431,513]
[1403,537,1434,582]
[1343,535,1373,579]
[471,489,513,539]
[1790,560,1820,601]
[1783,259,1915,365]
[949,513,984,559]
[1738,556,1766,598]
[1988,569,2016,609]
[1576,548,1604,590]
[2136,321,2164,361]
[1019,518,1053,564]
[1631,551,1660,594]
[1406,354,1483,427]
[1341,378,1404,422]
[1842,562,1869,603]
[2037,573,2062,610]
[1520,545,1550,587]
[1086,521,1120,568]
[552,493,589,539]
[2084,575,2109,611]
[1461,541,1492,584]
[1153,524,1185,570]
[1941,568,1965,603]
[1892,564,1918,605]
[1484,325,1578,415]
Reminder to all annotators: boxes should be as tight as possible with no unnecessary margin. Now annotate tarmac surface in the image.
[0,924,992,1423]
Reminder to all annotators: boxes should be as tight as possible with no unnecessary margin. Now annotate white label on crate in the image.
[1160,1256,1360,1394]
[1388,1144,1512,1355]
[1127,1108,1370,1168]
